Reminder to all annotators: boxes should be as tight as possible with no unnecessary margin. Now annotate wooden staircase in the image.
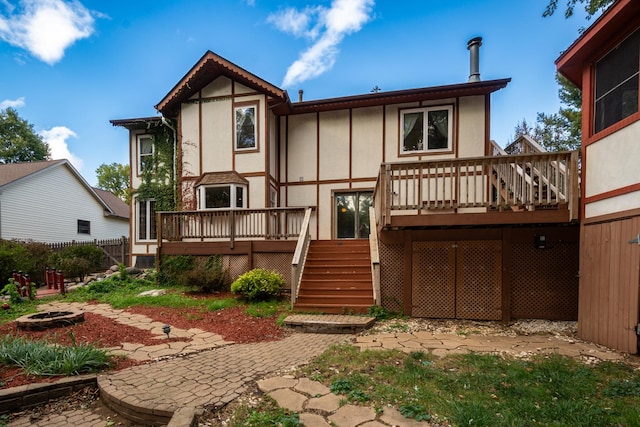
[293,240,374,314]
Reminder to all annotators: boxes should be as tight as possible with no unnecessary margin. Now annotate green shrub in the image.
[158,255,194,287]
[21,241,52,283]
[0,239,31,284]
[231,268,285,301]
[50,245,103,281]
[159,255,230,293]
[183,256,230,293]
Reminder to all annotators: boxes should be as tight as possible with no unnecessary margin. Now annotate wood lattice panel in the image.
[379,242,404,314]
[412,241,456,318]
[224,255,249,282]
[510,241,578,320]
[254,253,293,286]
[456,240,502,320]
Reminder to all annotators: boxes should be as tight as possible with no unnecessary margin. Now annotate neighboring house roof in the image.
[556,0,640,87]
[0,160,125,219]
[93,187,130,220]
[155,50,289,117]
[0,159,66,188]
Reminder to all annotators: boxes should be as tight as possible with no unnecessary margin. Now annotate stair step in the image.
[296,239,374,316]
[292,303,372,315]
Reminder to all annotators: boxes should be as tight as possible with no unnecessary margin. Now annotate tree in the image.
[0,108,50,164]
[514,0,615,152]
[512,75,582,152]
[543,0,613,19]
[96,162,131,203]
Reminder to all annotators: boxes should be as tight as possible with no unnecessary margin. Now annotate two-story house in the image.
[113,38,580,323]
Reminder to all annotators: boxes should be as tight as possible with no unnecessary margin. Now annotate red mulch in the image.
[0,295,290,389]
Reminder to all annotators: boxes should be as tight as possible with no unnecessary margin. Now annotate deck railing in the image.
[157,207,308,248]
[374,150,579,227]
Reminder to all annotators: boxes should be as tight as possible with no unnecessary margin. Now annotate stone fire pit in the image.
[15,310,85,330]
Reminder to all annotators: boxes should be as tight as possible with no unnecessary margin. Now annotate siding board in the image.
[579,217,640,353]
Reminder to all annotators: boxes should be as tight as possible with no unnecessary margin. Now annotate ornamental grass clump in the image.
[0,334,111,376]
[231,268,285,301]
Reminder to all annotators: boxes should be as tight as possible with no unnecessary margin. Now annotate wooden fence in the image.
[46,237,130,270]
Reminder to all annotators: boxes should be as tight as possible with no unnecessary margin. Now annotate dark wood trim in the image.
[264,102,270,208]
[285,177,377,186]
[160,240,296,256]
[485,94,491,156]
[349,108,353,188]
[177,109,184,210]
[584,183,640,204]
[242,171,267,178]
[198,90,203,175]
[389,209,572,228]
[403,231,412,316]
[382,105,386,163]
[583,207,640,225]
[501,227,511,322]
[316,111,320,238]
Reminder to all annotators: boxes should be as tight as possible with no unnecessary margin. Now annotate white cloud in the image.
[39,126,84,171]
[269,0,374,88]
[246,0,255,6]
[0,0,95,64]
[0,96,25,109]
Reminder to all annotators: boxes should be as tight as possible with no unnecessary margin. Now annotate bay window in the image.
[401,105,453,154]
[199,184,246,209]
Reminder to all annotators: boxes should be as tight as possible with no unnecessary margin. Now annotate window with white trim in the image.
[235,105,257,150]
[138,199,156,241]
[401,106,453,153]
[594,28,640,133]
[137,135,154,173]
[199,184,247,209]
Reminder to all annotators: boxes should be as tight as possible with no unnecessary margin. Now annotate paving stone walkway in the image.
[5,304,628,427]
[36,302,233,361]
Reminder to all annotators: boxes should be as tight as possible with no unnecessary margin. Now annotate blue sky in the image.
[0,0,596,186]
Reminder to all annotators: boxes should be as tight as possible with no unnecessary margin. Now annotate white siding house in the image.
[0,160,129,243]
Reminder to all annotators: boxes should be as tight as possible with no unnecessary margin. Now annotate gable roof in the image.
[156,50,289,117]
[0,160,127,219]
[93,187,130,220]
[0,159,66,188]
[556,0,640,87]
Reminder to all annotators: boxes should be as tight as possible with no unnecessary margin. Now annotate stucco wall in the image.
[584,121,640,218]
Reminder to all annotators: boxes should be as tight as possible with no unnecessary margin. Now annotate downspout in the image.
[161,116,178,209]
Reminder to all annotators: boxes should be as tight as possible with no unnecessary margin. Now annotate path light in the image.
[163,325,171,338]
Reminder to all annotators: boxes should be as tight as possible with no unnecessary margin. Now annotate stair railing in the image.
[291,207,313,308]
[368,206,381,306]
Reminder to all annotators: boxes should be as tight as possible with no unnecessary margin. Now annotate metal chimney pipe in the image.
[467,37,482,82]
[298,89,304,102]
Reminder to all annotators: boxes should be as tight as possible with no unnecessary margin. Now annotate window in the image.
[235,105,257,150]
[138,199,156,241]
[137,135,154,173]
[594,28,640,133]
[77,220,90,234]
[401,106,453,153]
[200,184,246,209]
